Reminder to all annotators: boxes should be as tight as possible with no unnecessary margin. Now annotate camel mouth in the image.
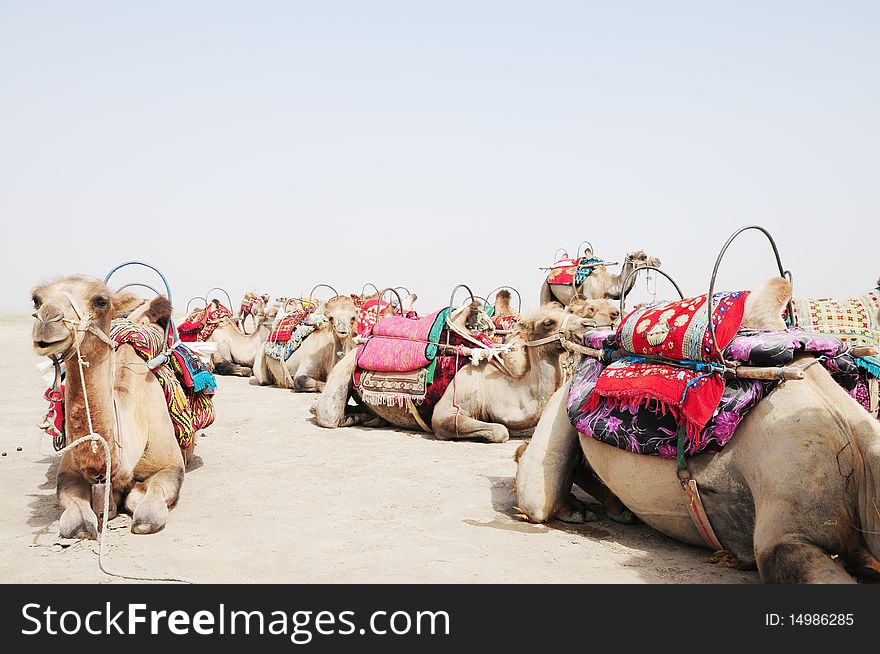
[33,334,74,357]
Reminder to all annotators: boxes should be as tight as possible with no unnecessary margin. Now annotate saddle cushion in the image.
[789,290,880,346]
[583,291,750,442]
[178,303,232,342]
[570,328,864,458]
[269,312,308,342]
[110,320,216,449]
[547,257,603,286]
[356,308,450,373]
[264,314,327,361]
[354,332,470,409]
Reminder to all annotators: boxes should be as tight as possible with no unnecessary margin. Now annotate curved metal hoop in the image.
[619,266,685,318]
[360,283,380,299]
[373,287,405,321]
[576,240,594,258]
[309,284,340,301]
[394,286,412,298]
[186,296,208,313]
[104,260,173,302]
[486,286,523,315]
[448,284,476,309]
[707,225,791,366]
[204,287,233,311]
[553,248,569,262]
[104,260,175,344]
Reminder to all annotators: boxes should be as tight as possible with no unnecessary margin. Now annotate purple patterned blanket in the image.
[569,328,869,459]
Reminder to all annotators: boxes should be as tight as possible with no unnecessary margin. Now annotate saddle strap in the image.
[406,398,432,433]
[679,476,724,551]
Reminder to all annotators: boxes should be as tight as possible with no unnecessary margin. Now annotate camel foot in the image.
[608,509,637,524]
[485,425,510,444]
[59,505,98,540]
[556,494,598,523]
[131,497,168,534]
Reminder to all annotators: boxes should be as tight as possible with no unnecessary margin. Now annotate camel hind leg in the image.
[214,361,253,377]
[431,404,509,443]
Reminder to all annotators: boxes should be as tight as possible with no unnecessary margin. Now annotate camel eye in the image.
[93,296,109,309]
[32,295,41,309]
[542,318,556,328]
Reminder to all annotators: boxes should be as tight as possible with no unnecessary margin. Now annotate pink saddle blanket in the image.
[356,308,450,373]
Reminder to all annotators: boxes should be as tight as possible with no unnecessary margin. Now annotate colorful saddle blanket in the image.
[239,292,266,317]
[268,305,316,342]
[354,332,469,408]
[111,320,216,449]
[570,328,864,458]
[788,289,880,377]
[42,321,217,449]
[547,257,604,286]
[178,302,233,342]
[356,308,450,373]
[585,291,749,443]
[264,314,328,361]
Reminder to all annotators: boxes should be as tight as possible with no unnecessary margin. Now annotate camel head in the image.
[625,250,662,270]
[494,290,516,318]
[516,302,597,350]
[31,276,143,361]
[567,298,621,329]
[322,295,359,340]
[449,300,496,341]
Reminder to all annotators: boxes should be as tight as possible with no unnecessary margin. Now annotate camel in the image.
[516,278,880,582]
[314,300,619,443]
[237,291,270,334]
[31,276,186,538]
[540,249,662,306]
[252,295,360,391]
[209,297,278,377]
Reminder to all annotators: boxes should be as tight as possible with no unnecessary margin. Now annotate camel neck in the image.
[64,349,116,444]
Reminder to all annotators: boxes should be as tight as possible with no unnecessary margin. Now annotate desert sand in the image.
[0,318,756,583]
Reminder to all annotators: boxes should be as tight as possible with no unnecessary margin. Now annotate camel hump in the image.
[144,296,173,328]
[495,290,513,316]
[742,277,791,330]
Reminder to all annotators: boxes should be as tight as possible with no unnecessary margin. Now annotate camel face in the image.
[31,276,134,359]
[567,298,620,329]
[522,304,596,347]
[626,250,662,270]
[323,296,358,339]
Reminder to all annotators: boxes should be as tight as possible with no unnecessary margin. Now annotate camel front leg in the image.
[314,350,357,427]
[128,465,184,535]
[515,386,579,522]
[57,456,98,539]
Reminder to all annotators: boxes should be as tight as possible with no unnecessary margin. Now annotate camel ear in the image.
[111,291,144,317]
[544,301,564,311]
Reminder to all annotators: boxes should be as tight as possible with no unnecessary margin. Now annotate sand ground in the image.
[0,319,756,583]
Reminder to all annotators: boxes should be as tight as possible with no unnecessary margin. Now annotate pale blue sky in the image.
[1,1,877,314]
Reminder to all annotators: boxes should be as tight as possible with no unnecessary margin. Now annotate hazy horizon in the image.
[2,2,877,316]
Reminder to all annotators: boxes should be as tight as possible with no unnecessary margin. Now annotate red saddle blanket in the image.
[268,307,315,342]
[356,308,449,373]
[178,303,232,342]
[586,291,750,442]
